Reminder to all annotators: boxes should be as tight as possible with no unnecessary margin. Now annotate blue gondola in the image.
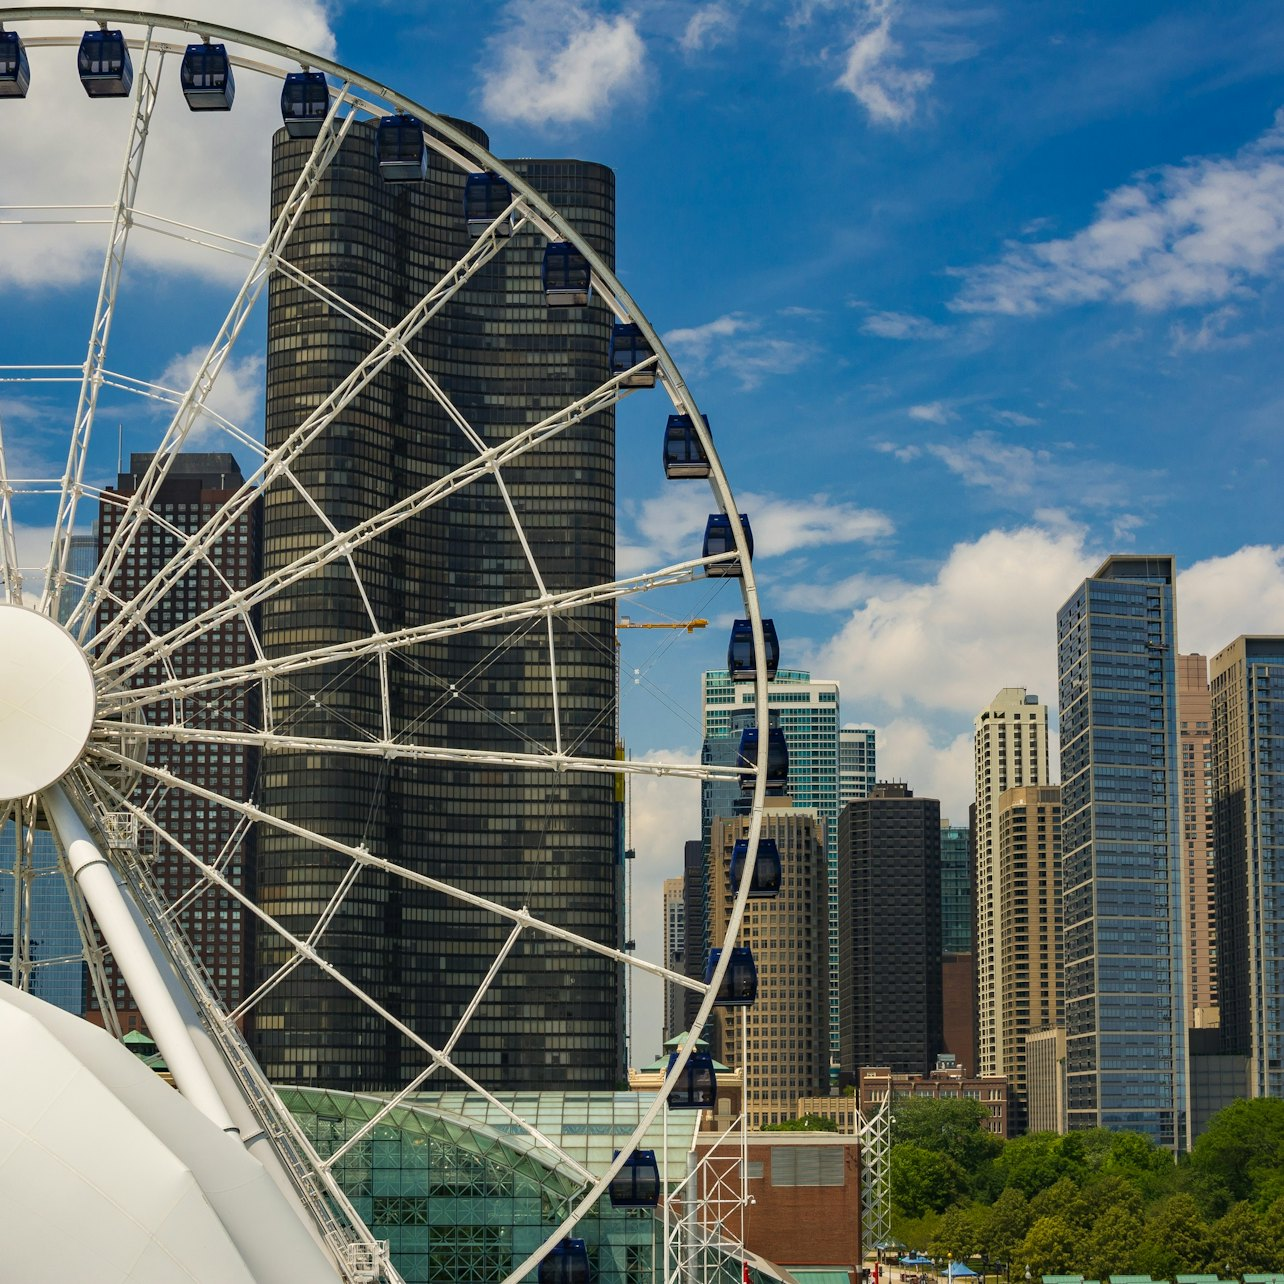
[663,414,710,479]
[666,1050,717,1109]
[78,29,133,98]
[730,837,782,898]
[609,322,656,387]
[609,1149,660,1208]
[737,726,788,793]
[0,30,30,98]
[705,946,758,1006]
[463,171,515,237]
[180,42,235,111]
[702,513,752,578]
[280,71,329,137]
[376,113,427,182]
[542,242,592,306]
[538,1238,591,1284]
[728,617,780,681]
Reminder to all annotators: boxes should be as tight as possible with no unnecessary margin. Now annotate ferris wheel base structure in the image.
[0,982,341,1283]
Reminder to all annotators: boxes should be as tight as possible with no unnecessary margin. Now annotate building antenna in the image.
[116,422,123,474]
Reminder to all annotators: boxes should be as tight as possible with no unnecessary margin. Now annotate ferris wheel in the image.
[0,9,783,1283]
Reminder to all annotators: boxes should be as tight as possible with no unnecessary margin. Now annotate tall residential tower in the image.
[1057,556,1187,1150]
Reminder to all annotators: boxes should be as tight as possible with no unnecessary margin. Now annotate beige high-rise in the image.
[1177,654,1218,1027]
[996,785,1063,1132]
[973,688,1050,1080]
[708,799,830,1127]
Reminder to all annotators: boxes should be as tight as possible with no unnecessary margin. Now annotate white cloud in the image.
[680,4,735,54]
[3,3,336,290]
[994,409,1039,427]
[835,0,932,126]
[480,0,647,128]
[859,309,948,340]
[925,432,1049,493]
[953,110,1284,315]
[662,313,815,390]
[617,486,893,577]
[1177,546,1284,656]
[908,401,953,424]
[871,716,974,822]
[805,522,1098,719]
[155,347,265,448]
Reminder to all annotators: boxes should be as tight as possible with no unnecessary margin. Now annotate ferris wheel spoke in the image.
[92,376,679,685]
[319,919,528,1173]
[42,29,159,618]
[87,760,598,1182]
[71,99,361,645]
[96,558,710,720]
[86,211,517,663]
[0,414,23,605]
[100,722,744,787]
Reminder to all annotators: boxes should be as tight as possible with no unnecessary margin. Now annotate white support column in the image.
[40,782,237,1136]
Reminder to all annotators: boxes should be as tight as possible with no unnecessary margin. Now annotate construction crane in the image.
[616,617,707,632]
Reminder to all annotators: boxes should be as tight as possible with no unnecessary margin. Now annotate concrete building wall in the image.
[1025,1026,1066,1134]
[974,690,1050,1081]
[996,785,1063,1134]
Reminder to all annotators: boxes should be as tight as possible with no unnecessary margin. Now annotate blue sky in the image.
[6,1,1284,1051]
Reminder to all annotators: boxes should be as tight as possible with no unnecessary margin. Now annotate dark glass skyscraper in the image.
[837,782,942,1077]
[1057,555,1187,1150]
[256,120,622,1090]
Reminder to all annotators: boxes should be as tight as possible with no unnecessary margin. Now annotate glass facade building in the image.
[1209,636,1284,1098]
[700,670,863,1065]
[258,121,622,1091]
[1056,555,1187,1150]
[939,822,972,956]
[282,1086,761,1284]
[0,822,85,1015]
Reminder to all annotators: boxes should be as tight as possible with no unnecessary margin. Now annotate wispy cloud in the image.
[835,0,933,126]
[680,4,735,54]
[1168,304,1251,353]
[908,401,954,424]
[859,309,949,340]
[953,110,1284,315]
[663,312,816,390]
[618,486,892,576]
[885,430,1161,521]
[481,0,647,128]
[994,409,1040,427]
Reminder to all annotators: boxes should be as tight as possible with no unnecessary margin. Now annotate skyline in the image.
[7,0,1284,1057]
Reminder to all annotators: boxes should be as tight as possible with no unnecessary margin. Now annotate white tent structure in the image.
[0,984,340,1283]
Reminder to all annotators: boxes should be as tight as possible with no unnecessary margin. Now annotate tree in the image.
[1210,1201,1272,1275]
[1076,1175,1143,1231]
[981,1187,1033,1264]
[931,1205,985,1264]
[1014,1215,1077,1277]
[995,1134,1087,1199]
[892,1144,971,1219]
[1084,1204,1140,1279]
[892,1097,1004,1171]
[762,1114,838,1132]
[1189,1099,1284,1205]
[1028,1178,1087,1229]
[1135,1193,1210,1278]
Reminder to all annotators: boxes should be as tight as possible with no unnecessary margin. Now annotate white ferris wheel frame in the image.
[0,8,781,1283]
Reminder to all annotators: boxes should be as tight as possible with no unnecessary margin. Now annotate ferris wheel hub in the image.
[0,603,95,798]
